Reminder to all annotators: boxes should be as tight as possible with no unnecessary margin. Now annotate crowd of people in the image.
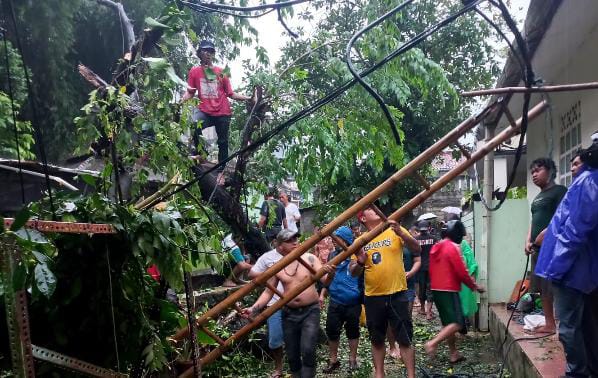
[180,39,597,378]
[236,203,483,378]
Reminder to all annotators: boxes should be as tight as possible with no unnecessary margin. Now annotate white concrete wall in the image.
[493,156,508,191]
[473,200,529,303]
[496,1,598,201]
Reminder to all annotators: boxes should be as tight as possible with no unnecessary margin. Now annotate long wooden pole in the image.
[178,100,548,377]
[172,101,499,342]
[461,81,598,97]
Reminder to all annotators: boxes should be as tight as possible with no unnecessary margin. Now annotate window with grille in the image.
[559,100,582,186]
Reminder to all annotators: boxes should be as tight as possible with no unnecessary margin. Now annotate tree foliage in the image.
[0,40,35,160]
[237,0,499,218]
[0,0,505,374]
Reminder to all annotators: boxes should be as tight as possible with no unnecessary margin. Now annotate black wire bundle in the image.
[345,0,417,147]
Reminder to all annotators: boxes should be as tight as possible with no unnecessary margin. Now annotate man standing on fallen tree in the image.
[244,229,336,378]
[349,206,421,378]
[181,40,251,182]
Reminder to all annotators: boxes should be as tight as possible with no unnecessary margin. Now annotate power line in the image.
[475,0,536,212]
[345,0,416,147]
[4,0,57,218]
[182,0,313,13]
[143,0,483,210]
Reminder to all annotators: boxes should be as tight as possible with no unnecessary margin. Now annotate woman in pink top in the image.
[424,220,484,364]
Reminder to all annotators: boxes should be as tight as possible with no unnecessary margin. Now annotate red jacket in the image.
[429,239,477,292]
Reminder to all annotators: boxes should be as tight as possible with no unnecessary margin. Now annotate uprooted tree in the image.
[1,0,503,375]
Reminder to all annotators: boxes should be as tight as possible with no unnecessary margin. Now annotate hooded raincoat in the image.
[535,166,598,294]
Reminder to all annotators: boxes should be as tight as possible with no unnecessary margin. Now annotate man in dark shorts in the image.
[319,226,361,373]
[424,220,484,363]
[415,220,438,320]
[258,188,288,244]
[388,225,421,359]
[349,206,421,378]
[525,158,567,333]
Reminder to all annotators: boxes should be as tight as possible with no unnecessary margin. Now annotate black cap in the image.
[446,220,466,244]
[417,220,430,232]
[198,40,216,51]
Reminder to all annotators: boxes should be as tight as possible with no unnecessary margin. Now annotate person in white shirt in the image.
[248,242,286,378]
[279,192,301,233]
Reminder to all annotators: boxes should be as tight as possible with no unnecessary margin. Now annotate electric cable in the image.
[182,0,313,13]
[473,0,536,212]
[345,0,416,146]
[472,6,525,75]
[144,0,483,210]
[498,254,529,353]
[1,27,25,204]
[277,8,298,38]
[498,332,555,378]
[181,1,275,18]
[5,0,57,218]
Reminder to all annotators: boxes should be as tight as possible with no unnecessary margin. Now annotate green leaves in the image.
[11,207,31,231]
[34,263,57,298]
[203,66,217,81]
[142,57,170,71]
[145,17,170,30]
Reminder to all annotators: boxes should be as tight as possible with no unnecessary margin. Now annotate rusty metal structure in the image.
[1,220,126,377]
[172,99,548,377]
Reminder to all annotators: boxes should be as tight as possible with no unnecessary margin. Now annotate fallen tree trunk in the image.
[192,163,270,258]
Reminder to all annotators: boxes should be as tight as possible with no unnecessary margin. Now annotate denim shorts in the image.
[406,288,416,302]
[267,309,284,349]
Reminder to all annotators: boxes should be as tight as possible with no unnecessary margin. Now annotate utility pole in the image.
[479,123,496,331]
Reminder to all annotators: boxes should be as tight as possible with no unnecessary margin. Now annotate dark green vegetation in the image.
[201,306,507,377]
[1,0,506,375]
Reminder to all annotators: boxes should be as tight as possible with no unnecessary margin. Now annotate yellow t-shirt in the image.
[354,227,407,296]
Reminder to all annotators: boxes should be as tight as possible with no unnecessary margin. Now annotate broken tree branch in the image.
[95,0,135,53]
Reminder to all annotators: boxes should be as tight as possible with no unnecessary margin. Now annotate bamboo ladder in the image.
[173,99,548,377]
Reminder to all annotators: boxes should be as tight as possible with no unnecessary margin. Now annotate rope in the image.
[474,0,536,212]
[345,0,416,147]
[1,28,25,204]
[4,0,57,218]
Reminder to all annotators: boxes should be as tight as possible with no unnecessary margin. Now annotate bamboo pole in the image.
[172,100,500,344]
[134,172,180,210]
[179,100,548,375]
[461,81,598,97]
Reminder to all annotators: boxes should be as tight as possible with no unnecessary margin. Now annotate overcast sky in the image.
[227,0,530,87]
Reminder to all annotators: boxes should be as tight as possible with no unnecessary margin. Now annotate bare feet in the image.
[216,172,225,186]
[388,347,401,359]
[222,279,238,288]
[449,353,466,364]
[424,342,437,359]
[525,325,556,334]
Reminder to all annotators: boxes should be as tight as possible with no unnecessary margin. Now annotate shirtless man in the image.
[244,229,336,378]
